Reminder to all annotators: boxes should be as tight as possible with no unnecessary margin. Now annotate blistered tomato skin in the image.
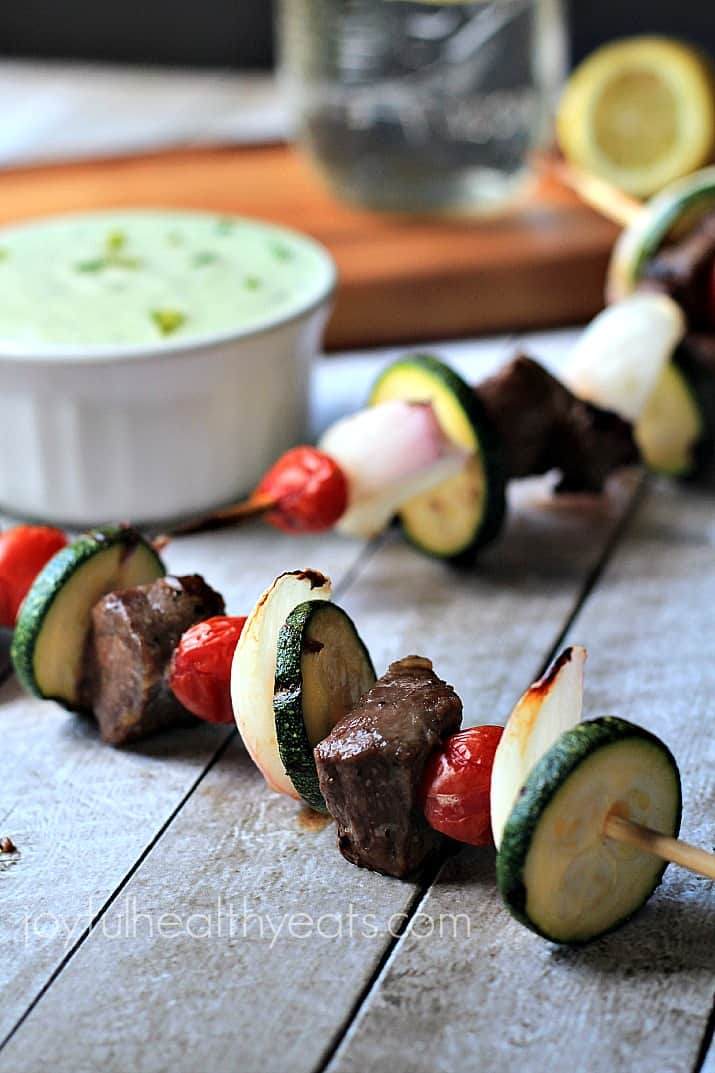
[254,446,348,533]
[421,725,504,846]
[169,615,247,724]
[0,525,68,627]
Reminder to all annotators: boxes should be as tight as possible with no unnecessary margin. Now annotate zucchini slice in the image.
[232,570,332,799]
[274,600,376,811]
[491,646,586,850]
[635,358,705,476]
[369,354,506,560]
[607,166,715,301]
[11,526,165,708]
[497,717,682,944]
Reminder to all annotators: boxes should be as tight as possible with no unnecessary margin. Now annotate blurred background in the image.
[1,1,714,67]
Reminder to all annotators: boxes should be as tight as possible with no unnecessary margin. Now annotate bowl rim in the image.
[0,208,337,365]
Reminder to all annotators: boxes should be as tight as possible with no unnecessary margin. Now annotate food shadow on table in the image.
[438,840,713,977]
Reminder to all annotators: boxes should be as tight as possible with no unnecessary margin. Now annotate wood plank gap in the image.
[532,474,648,680]
[693,997,715,1073]
[0,728,237,1055]
[332,533,389,601]
[312,876,432,1073]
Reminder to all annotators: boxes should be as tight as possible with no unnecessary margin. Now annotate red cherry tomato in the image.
[421,725,504,846]
[253,446,348,533]
[168,615,247,724]
[0,525,68,627]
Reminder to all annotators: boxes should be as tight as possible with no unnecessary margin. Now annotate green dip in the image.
[0,211,334,350]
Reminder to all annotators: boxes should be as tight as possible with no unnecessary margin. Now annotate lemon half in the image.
[557,37,715,198]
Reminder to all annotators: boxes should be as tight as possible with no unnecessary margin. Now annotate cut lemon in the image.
[557,37,715,198]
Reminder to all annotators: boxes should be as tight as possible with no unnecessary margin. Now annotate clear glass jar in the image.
[277,0,567,216]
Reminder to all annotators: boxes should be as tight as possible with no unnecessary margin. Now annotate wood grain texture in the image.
[0,470,639,1073]
[0,145,619,348]
[0,526,369,1045]
[325,479,715,1073]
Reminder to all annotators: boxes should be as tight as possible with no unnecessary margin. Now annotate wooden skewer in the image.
[169,494,277,536]
[536,154,644,228]
[604,813,715,881]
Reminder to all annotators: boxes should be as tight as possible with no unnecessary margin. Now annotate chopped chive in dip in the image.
[76,258,106,274]
[0,248,9,262]
[192,251,219,268]
[106,231,127,254]
[244,276,262,290]
[151,308,187,336]
[270,241,293,262]
[75,230,143,273]
[216,217,236,236]
[166,230,184,246]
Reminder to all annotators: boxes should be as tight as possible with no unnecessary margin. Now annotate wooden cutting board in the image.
[0,144,619,349]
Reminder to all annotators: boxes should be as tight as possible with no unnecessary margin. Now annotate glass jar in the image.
[277,0,567,216]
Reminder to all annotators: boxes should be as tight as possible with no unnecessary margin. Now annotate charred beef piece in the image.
[315,656,462,878]
[85,574,224,746]
[640,213,715,330]
[476,354,639,493]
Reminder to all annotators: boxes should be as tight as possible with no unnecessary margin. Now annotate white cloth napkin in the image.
[0,60,289,167]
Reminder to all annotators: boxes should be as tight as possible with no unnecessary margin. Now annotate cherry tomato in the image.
[421,725,504,846]
[253,446,348,533]
[0,525,68,627]
[168,615,247,723]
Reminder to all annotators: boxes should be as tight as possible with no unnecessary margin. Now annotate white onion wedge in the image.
[320,400,471,539]
[563,294,686,422]
[232,570,332,798]
[490,646,586,850]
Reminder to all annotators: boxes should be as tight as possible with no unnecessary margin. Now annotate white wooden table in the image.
[1,329,714,1073]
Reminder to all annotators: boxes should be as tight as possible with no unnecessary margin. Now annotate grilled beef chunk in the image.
[315,656,462,878]
[640,213,715,330]
[476,355,639,492]
[85,574,224,745]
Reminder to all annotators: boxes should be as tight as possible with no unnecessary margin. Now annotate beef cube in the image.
[641,213,715,330]
[315,656,462,878]
[86,574,224,745]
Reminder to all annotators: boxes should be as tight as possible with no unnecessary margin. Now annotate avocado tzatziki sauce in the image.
[0,211,333,350]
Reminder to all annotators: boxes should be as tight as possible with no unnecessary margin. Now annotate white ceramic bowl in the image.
[0,212,336,526]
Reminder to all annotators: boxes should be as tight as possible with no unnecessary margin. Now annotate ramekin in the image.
[0,213,336,527]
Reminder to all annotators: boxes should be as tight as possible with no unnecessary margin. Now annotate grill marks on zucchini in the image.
[11,527,165,707]
[497,717,682,944]
[369,354,506,560]
[274,601,376,811]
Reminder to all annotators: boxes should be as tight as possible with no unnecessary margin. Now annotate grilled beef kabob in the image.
[558,166,715,480]
[4,538,715,944]
[176,341,643,563]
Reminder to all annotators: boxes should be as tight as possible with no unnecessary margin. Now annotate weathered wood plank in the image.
[0,526,370,1044]
[0,471,640,1073]
[325,479,715,1073]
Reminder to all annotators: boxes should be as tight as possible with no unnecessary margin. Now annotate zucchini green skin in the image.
[11,525,165,705]
[274,600,376,812]
[497,716,682,945]
[369,353,507,561]
[607,168,715,300]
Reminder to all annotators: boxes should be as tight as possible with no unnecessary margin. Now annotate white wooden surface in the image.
[0,330,713,1073]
